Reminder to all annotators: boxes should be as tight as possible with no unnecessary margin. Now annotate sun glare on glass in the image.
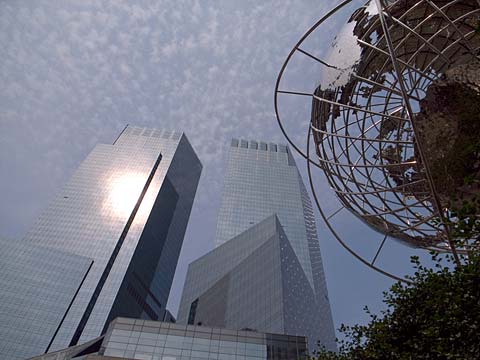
[108,173,146,217]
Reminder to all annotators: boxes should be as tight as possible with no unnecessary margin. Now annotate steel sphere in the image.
[275,0,480,280]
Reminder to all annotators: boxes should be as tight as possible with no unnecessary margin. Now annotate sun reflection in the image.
[108,173,147,218]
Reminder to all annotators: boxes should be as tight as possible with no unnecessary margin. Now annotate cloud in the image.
[3,0,383,323]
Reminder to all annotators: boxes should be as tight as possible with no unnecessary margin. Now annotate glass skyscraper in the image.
[0,126,202,359]
[178,139,336,352]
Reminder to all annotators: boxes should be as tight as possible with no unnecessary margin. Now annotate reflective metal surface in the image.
[275,0,480,281]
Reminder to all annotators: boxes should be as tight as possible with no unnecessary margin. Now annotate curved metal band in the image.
[307,125,412,284]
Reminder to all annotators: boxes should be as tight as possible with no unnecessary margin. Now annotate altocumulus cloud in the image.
[0,0,343,315]
[0,0,335,234]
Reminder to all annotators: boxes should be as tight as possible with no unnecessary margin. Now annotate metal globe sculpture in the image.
[275,0,480,281]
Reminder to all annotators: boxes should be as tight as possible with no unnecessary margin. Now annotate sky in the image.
[0,0,431,342]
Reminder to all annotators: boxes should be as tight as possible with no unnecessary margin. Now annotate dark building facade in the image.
[178,139,336,352]
[0,126,202,359]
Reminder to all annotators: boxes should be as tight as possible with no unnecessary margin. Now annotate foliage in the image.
[312,251,480,360]
[448,198,480,244]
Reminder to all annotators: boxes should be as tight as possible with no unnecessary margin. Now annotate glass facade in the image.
[215,140,314,290]
[178,216,285,334]
[32,318,307,360]
[0,126,202,358]
[178,140,336,352]
[0,238,92,360]
[100,318,307,360]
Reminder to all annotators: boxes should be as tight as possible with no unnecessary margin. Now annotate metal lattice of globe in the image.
[275,0,480,280]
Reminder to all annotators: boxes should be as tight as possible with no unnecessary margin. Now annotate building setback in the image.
[178,139,336,352]
[31,317,308,360]
[0,126,202,359]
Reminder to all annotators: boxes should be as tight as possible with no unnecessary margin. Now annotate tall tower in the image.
[178,139,336,351]
[0,126,202,359]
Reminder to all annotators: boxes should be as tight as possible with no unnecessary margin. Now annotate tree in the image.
[312,251,480,360]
